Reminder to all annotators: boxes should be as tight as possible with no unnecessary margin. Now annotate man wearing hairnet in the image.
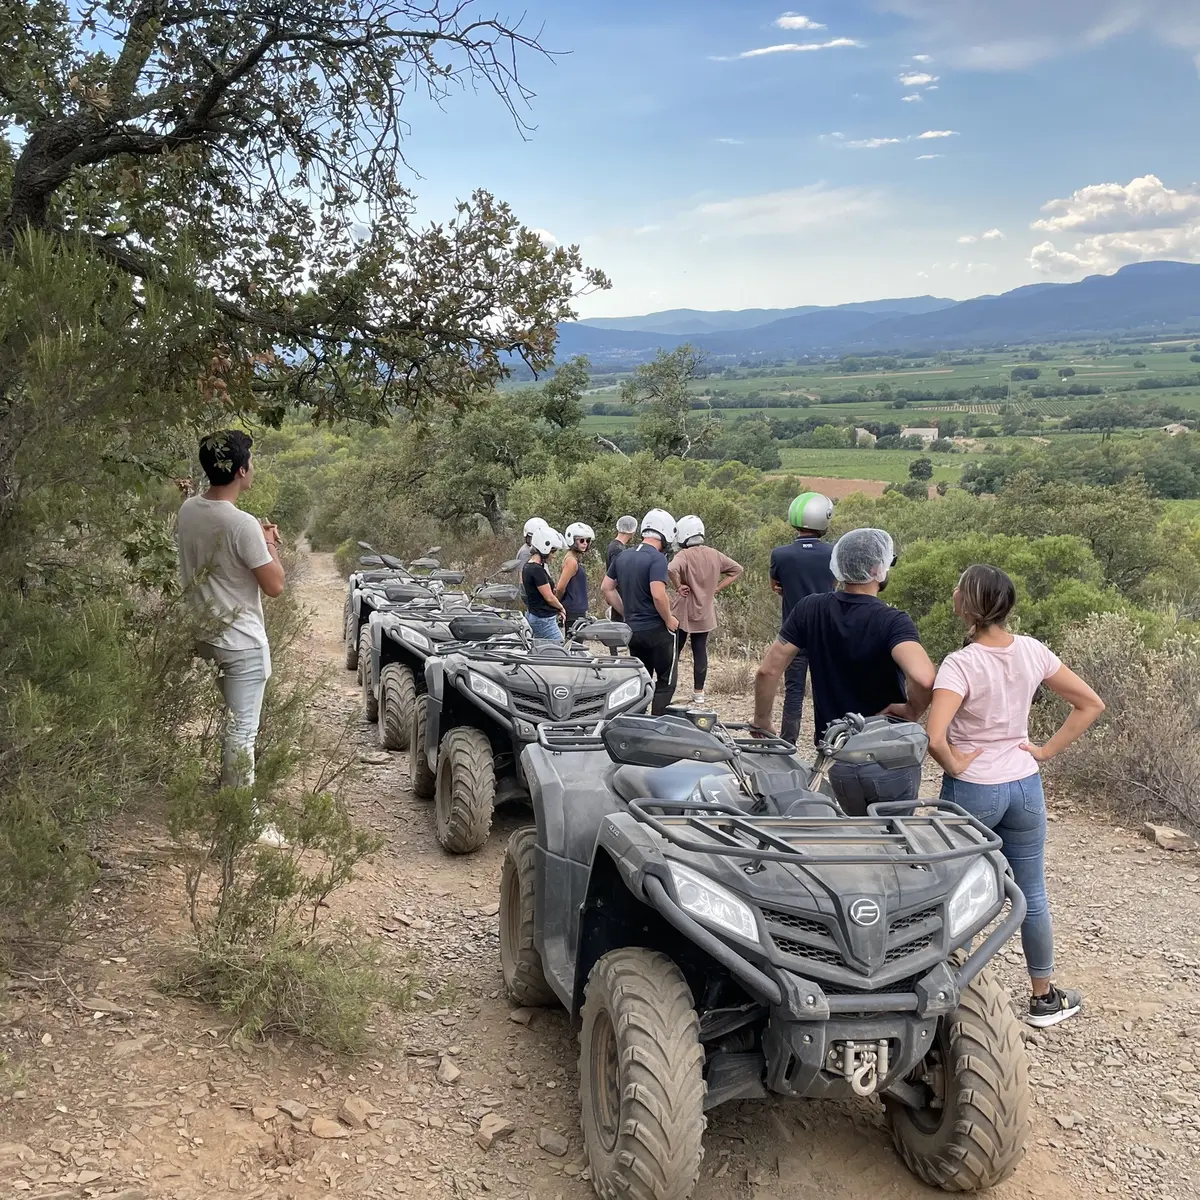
[752,528,936,777]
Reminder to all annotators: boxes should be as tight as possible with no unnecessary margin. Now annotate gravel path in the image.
[1,550,1197,1200]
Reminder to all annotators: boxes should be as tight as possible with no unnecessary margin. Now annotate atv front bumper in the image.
[643,873,1025,1019]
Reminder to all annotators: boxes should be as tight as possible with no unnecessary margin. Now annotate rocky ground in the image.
[2,550,1198,1200]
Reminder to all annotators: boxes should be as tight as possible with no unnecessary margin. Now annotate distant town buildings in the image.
[854,427,877,447]
[901,427,940,445]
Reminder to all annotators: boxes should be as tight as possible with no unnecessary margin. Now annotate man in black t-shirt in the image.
[753,528,935,744]
[605,515,637,579]
[769,491,836,743]
[602,510,679,714]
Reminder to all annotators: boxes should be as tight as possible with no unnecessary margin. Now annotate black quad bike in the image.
[500,711,1031,1200]
[363,578,522,749]
[417,618,654,855]
[342,541,448,674]
[346,559,468,683]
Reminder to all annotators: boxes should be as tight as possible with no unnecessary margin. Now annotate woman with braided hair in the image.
[927,563,1105,1028]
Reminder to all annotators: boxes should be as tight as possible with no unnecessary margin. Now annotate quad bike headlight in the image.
[947,859,1000,941]
[398,624,431,651]
[667,862,758,943]
[468,671,508,709]
[606,674,644,711]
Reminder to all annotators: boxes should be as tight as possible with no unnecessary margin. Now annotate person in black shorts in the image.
[602,509,679,715]
[769,491,836,743]
[753,527,936,793]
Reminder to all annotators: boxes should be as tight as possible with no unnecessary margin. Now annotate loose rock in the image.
[277,1100,309,1120]
[312,1116,350,1140]
[475,1114,516,1150]
[339,1094,379,1129]
[437,1057,461,1085]
[537,1128,569,1158]
[1142,823,1198,852]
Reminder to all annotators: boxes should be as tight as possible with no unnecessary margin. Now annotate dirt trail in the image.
[3,550,1198,1200]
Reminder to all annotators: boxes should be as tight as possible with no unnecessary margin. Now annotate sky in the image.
[397,1,1200,317]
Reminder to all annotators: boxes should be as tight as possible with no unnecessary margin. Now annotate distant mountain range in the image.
[556,262,1200,367]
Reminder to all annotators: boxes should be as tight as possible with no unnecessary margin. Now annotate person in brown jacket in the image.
[668,515,743,705]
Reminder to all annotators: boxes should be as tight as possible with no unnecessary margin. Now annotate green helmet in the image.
[787,491,833,532]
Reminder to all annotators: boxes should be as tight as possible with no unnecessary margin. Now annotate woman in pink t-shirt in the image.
[928,564,1105,1028]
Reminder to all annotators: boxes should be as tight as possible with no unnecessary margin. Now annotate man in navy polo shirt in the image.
[769,491,836,743]
[602,509,679,715]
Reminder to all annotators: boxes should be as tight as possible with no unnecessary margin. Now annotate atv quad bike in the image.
[364,580,521,749]
[418,618,653,855]
[501,710,1031,1200]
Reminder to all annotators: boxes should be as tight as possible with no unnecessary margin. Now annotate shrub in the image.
[1047,612,1200,832]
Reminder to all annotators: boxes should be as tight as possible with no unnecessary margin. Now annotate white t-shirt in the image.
[177,496,273,651]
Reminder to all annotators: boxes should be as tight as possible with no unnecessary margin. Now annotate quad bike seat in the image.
[611,762,735,805]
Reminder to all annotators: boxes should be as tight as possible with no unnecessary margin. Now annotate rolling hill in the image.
[555,262,1200,366]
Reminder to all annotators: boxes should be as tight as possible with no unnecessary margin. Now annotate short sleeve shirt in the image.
[522,559,558,617]
[935,636,1062,784]
[176,496,272,650]
[605,538,627,577]
[611,543,670,632]
[780,592,921,742]
[770,537,835,621]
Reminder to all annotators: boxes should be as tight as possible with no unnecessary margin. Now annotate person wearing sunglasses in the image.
[752,528,936,791]
[556,521,596,630]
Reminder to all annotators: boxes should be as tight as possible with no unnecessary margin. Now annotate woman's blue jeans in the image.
[940,772,1054,979]
[525,613,563,642]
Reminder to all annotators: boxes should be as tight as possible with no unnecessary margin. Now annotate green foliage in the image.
[0,588,200,959]
[621,346,717,460]
[165,591,388,1050]
[1010,366,1041,381]
[885,534,1126,661]
[908,456,934,481]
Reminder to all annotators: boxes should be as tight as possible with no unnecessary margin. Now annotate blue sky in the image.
[399,1,1200,316]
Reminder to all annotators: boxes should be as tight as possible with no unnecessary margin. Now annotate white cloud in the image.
[826,129,958,150]
[776,13,825,30]
[981,227,1005,240]
[691,183,883,236]
[957,234,977,244]
[530,228,559,246]
[632,224,660,235]
[715,137,745,144]
[899,71,938,86]
[902,93,923,102]
[712,38,861,60]
[915,153,943,159]
[874,2,1200,71]
[1029,174,1200,274]
[912,53,934,62]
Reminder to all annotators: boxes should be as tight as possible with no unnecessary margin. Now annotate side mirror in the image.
[431,569,466,585]
[425,545,443,556]
[380,554,406,570]
[475,583,519,604]
[601,714,734,769]
[498,559,520,574]
[357,541,375,552]
[448,614,521,642]
[576,620,631,649]
[384,582,431,603]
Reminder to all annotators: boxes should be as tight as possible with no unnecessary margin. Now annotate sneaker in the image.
[693,692,708,707]
[256,823,290,849]
[1027,983,1083,1028]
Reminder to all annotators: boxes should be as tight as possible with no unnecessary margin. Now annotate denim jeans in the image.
[198,642,271,789]
[940,772,1054,978]
[780,653,808,744]
[525,613,563,642]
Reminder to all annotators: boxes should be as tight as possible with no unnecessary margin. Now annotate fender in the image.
[422,657,447,774]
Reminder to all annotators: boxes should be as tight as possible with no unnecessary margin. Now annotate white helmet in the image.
[564,521,596,544]
[530,526,565,556]
[523,517,548,537]
[676,515,705,547]
[640,508,676,545]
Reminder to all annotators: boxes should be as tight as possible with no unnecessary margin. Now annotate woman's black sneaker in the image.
[1027,984,1083,1028]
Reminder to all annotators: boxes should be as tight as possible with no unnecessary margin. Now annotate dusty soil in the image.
[3,551,1199,1200]
[777,476,889,499]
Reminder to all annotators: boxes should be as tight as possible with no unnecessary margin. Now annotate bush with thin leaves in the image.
[1044,611,1200,832]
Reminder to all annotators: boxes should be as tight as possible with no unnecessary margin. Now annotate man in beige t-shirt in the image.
[668,515,743,705]
[177,430,285,809]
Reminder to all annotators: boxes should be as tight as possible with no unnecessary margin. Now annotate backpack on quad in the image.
[501,711,1031,1200]
[417,619,653,855]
